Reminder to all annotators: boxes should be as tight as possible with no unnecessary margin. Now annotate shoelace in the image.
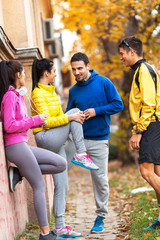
[65,226,72,237]
[95,217,103,226]
[76,154,93,166]
[85,154,93,164]
[57,226,72,237]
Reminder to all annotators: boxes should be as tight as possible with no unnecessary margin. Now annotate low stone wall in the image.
[0,122,28,240]
[0,123,54,240]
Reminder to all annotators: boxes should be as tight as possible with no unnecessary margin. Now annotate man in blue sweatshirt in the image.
[66,52,123,233]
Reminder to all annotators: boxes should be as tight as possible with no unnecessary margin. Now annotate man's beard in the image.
[77,72,88,82]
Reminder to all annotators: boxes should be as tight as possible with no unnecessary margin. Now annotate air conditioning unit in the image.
[48,41,58,58]
[48,34,64,59]
[43,19,54,44]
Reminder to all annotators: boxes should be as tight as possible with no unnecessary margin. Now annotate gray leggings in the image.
[5,142,66,227]
[35,108,86,154]
[35,108,86,228]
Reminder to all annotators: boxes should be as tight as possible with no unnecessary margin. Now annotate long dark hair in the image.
[0,60,23,105]
[32,58,54,91]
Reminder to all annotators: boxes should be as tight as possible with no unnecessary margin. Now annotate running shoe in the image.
[9,166,22,192]
[90,216,104,233]
[39,231,57,240]
[53,226,81,238]
[72,154,99,170]
[144,218,160,230]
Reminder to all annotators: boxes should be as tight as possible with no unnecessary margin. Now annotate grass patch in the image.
[130,191,160,240]
[15,209,55,240]
[109,178,120,188]
[109,175,131,195]
[15,222,39,240]
[109,165,160,239]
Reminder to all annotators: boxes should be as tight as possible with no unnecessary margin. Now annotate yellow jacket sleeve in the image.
[31,88,69,133]
[132,65,157,134]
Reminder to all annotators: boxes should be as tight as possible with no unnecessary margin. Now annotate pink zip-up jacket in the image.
[1,86,42,146]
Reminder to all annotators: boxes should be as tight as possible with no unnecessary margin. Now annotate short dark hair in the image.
[70,52,90,65]
[119,36,143,57]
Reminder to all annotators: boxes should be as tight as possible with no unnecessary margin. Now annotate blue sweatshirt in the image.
[66,70,123,140]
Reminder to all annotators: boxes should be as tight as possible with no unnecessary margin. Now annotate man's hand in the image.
[83,108,96,120]
[129,134,142,151]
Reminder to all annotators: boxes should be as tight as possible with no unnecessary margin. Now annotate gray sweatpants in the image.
[5,142,66,227]
[46,138,109,228]
[35,108,86,228]
[65,138,109,218]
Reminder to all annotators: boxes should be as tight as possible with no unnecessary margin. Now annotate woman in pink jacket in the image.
[0,60,66,240]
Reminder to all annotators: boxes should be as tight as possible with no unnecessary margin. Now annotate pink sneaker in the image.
[53,226,81,238]
[72,154,99,170]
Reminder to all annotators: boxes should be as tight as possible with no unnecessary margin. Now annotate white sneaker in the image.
[53,226,81,238]
[72,153,99,170]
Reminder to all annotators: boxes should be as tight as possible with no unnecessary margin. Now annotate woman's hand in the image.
[68,111,85,124]
[39,114,47,127]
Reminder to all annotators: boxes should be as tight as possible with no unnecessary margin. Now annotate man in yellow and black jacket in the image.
[119,36,160,230]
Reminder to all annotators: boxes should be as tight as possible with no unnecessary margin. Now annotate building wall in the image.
[0,0,4,27]
[2,0,28,48]
[0,0,54,60]
[0,123,28,240]
[0,0,59,238]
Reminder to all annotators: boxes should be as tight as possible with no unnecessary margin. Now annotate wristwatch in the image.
[135,129,143,134]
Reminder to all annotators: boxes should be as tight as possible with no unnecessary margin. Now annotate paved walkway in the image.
[24,164,122,240]
[64,165,121,240]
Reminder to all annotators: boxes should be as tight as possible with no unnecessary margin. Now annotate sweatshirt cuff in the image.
[132,125,144,135]
[94,108,99,115]
[32,115,42,128]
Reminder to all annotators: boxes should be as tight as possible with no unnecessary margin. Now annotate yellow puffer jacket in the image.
[129,60,160,134]
[31,83,69,134]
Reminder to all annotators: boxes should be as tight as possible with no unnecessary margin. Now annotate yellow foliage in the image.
[52,0,160,80]
[52,0,160,161]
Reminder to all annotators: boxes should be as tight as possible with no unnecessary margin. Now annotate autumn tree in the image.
[52,0,160,163]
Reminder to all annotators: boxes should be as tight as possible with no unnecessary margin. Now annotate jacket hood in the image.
[75,69,99,86]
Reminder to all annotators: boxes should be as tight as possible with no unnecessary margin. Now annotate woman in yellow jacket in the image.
[31,58,98,238]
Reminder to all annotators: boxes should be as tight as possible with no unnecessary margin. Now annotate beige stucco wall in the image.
[40,0,53,18]
[0,0,4,27]
[0,0,54,92]
[0,0,55,237]
[2,0,28,48]
[39,0,54,58]
[0,0,53,58]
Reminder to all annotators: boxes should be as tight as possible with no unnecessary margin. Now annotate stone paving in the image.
[63,166,122,240]
[23,164,122,240]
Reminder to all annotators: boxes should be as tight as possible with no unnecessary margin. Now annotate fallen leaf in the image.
[144,232,150,237]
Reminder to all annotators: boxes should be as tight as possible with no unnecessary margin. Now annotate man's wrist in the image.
[135,129,143,134]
